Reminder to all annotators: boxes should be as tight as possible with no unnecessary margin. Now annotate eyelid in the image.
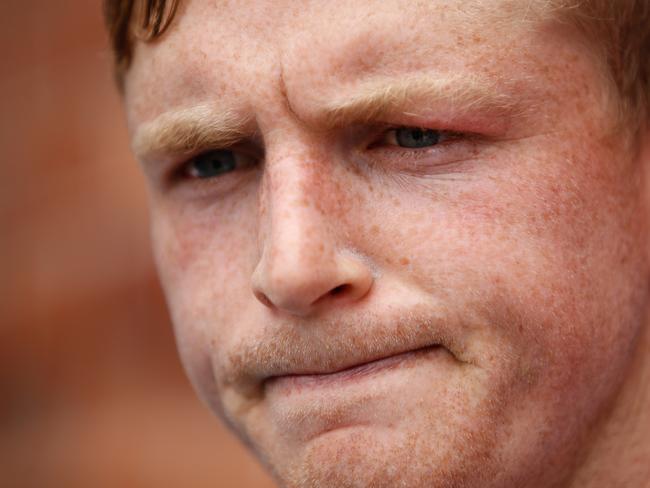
[354,123,488,178]
[160,146,262,200]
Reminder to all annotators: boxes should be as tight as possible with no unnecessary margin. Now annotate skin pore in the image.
[124,1,650,487]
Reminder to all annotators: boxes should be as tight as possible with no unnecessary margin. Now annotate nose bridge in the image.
[260,150,334,273]
[251,145,373,317]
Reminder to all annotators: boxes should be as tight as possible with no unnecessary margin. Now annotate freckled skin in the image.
[125,1,650,487]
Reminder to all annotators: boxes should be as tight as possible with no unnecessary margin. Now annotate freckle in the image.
[348,164,362,176]
[370,225,379,235]
[392,197,401,207]
[399,257,410,266]
[541,210,556,223]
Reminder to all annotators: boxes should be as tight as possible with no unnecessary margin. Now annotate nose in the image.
[251,159,373,317]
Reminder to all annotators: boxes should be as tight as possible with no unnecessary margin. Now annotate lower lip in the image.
[268,346,443,394]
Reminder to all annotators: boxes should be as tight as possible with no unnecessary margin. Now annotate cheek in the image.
[149,191,261,384]
[348,143,647,474]
[151,181,262,295]
[363,139,645,390]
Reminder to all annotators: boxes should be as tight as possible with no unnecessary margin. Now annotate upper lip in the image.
[217,309,467,398]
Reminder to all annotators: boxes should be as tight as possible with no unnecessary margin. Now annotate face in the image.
[124,1,650,486]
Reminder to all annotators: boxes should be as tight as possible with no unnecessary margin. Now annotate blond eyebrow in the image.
[132,104,252,159]
[317,74,516,129]
[133,74,515,159]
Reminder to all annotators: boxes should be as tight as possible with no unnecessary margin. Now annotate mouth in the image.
[265,345,444,393]
[221,309,469,402]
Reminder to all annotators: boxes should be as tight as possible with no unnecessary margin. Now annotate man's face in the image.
[125,1,649,486]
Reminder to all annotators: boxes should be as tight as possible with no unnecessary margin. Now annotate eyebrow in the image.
[317,74,515,129]
[133,105,253,159]
[133,74,514,159]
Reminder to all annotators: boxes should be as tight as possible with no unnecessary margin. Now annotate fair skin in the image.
[123,1,650,486]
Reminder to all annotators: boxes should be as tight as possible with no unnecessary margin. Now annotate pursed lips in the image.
[264,344,445,392]
[216,310,471,402]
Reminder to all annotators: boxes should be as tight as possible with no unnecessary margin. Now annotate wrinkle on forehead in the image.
[126,0,561,133]
[274,0,555,119]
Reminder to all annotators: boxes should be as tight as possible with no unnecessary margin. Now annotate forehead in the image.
[124,0,566,126]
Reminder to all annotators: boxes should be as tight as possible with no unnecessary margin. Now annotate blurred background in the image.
[0,2,275,487]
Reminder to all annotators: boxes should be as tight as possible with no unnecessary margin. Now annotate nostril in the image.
[254,289,274,308]
[330,284,350,296]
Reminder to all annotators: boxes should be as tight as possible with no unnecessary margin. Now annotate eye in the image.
[387,127,442,149]
[385,127,443,148]
[184,149,250,179]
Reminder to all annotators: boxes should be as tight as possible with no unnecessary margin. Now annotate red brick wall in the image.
[0,2,274,487]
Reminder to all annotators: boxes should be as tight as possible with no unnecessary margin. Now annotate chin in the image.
[251,382,518,488]
[270,423,503,488]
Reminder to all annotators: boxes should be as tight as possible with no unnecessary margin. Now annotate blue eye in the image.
[394,127,441,148]
[186,150,238,178]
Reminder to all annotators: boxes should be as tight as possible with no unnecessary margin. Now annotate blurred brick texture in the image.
[0,2,275,487]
